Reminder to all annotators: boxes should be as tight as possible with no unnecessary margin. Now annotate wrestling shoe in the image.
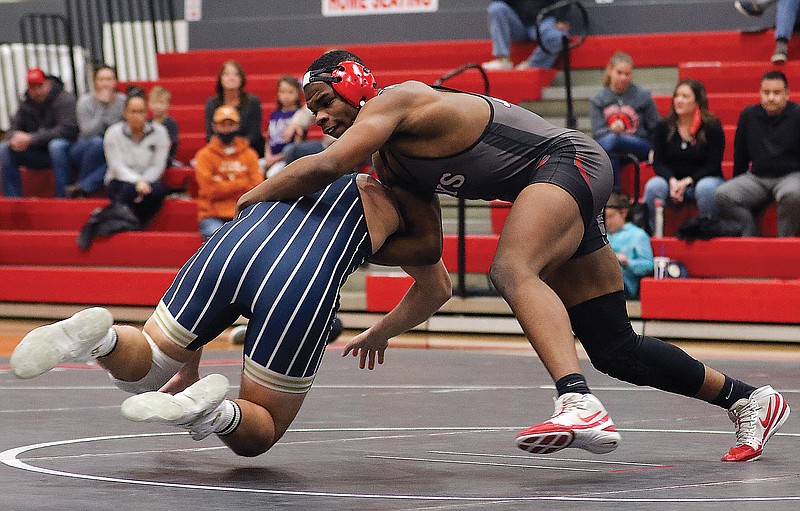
[121,374,230,440]
[722,385,789,462]
[10,307,114,379]
[516,393,621,454]
[734,1,765,17]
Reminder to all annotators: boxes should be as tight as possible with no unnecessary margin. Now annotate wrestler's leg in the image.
[218,375,307,457]
[489,182,585,381]
[545,245,725,400]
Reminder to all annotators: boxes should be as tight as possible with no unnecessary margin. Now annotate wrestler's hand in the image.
[342,331,388,370]
[158,368,200,394]
[158,348,202,394]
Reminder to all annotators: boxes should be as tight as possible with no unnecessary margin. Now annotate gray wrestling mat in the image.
[1,344,798,510]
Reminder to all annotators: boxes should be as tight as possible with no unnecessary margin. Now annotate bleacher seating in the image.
[3,29,799,337]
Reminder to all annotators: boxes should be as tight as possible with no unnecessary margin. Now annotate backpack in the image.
[676,215,743,242]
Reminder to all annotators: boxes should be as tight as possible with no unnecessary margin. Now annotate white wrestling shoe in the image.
[722,385,790,462]
[121,374,230,440]
[515,393,621,454]
[11,307,114,379]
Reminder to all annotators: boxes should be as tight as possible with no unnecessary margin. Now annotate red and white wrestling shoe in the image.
[722,385,790,462]
[515,393,621,455]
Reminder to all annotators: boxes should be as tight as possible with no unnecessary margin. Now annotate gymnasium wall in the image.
[0,0,772,49]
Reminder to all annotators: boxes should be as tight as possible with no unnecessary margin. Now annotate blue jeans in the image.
[643,175,724,231]
[776,0,800,41]
[199,217,228,240]
[69,136,107,194]
[487,1,567,68]
[1,138,72,197]
[595,133,653,193]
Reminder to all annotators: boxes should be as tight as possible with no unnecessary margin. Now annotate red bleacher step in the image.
[640,278,800,324]
[365,273,414,313]
[679,61,800,94]
[0,198,199,232]
[651,237,800,279]
[0,266,177,306]
[0,230,202,267]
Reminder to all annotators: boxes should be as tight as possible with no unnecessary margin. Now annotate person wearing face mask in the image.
[715,70,800,236]
[194,105,263,240]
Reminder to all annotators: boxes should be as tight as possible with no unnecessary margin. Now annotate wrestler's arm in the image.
[237,92,409,211]
[158,347,202,394]
[369,185,443,266]
[342,260,451,369]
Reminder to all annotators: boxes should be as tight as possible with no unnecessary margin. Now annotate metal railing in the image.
[535,0,590,129]
[434,64,493,298]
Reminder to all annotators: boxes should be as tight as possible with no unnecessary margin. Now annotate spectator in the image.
[280,106,334,164]
[482,1,569,70]
[66,64,125,198]
[643,79,725,231]
[590,51,661,193]
[264,75,302,178]
[715,70,800,237]
[0,68,78,197]
[148,86,179,167]
[605,194,654,299]
[194,105,263,239]
[734,1,796,63]
[103,89,171,226]
[204,60,265,158]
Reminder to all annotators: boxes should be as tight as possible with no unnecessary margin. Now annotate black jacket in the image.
[10,75,79,147]
[733,102,800,178]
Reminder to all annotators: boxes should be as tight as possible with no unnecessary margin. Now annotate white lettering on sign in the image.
[322,0,438,17]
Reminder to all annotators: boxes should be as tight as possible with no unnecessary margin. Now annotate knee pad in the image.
[111,332,185,394]
[568,291,705,397]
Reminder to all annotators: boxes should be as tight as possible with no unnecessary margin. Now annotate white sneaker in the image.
[11,307,114,379]
[481,58,513,70]
[121,374,230,440]
[722,385,790,462]
[514,61,532,70]
[515,393,621,454]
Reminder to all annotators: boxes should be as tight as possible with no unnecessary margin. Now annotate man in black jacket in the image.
[0,68,78,197]
[715,70,800,236]
[482,0,569,70]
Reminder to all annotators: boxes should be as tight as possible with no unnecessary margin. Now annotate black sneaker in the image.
[735,1,765,17]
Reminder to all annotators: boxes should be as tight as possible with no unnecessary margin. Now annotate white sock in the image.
[213,400,242,436]
[94,327,118,358]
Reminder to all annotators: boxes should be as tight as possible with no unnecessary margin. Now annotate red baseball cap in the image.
[26,68,46,85]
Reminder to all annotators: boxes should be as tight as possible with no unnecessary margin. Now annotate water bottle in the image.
[654,199,664,238]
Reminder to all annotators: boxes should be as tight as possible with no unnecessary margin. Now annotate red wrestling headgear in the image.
[302,60,378,108]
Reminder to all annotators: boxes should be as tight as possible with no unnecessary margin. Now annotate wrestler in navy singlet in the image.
[380,89,614,257]
[154,173,372,393]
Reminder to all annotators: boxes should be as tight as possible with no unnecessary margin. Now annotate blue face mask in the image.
[217,132,236,145]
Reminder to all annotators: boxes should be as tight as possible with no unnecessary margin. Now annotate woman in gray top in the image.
[590,51,661,193]
[103,89,171,226]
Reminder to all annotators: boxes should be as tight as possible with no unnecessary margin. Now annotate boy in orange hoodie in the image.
[194,105,263,239]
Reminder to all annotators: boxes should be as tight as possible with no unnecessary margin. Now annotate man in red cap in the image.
[0,68,78,197]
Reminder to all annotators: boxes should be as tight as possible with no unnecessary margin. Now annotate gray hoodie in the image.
[589,83,661,141]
